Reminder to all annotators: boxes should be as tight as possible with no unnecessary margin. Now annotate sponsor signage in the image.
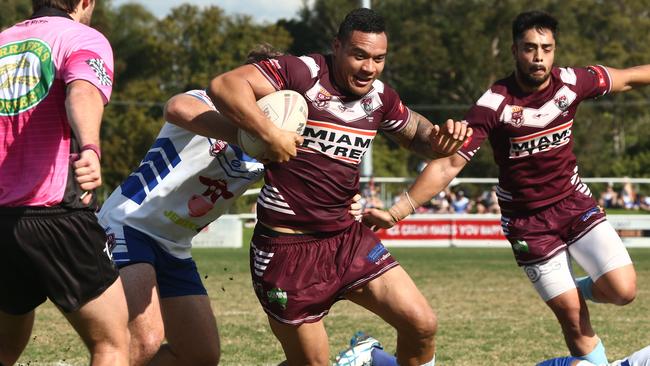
[376,215,509,248]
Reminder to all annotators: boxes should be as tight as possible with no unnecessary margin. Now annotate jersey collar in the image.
[30,6,73,20]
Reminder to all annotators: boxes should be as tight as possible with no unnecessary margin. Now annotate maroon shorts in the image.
[501,189,606,266]
[249,221,398,325]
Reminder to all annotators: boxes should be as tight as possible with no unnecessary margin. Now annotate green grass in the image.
[16,247,650,365]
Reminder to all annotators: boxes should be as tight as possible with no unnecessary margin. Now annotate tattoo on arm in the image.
[386,110,435,158]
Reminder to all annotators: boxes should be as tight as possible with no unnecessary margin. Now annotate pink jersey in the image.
[0,9,114,207]
[254,54,410,232]
[459,66,612,212]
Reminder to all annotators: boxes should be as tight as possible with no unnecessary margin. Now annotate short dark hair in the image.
[245,43,284,64]
[512,11,558,42]
[32,0,83,13]
[336,8,386,42]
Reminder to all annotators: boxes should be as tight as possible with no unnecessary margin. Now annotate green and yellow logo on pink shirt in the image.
[0,38,54,116]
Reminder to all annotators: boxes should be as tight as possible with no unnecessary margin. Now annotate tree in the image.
[100,4,294,193]
[1,0,31,30]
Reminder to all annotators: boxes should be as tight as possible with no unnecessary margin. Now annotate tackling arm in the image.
[385,109,471,159]
[607,64,650,93]
[208,65,303,162]
[164,94,238,143]
[363,153,468,229]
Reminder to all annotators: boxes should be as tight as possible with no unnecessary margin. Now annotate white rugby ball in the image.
[237,90,308,158]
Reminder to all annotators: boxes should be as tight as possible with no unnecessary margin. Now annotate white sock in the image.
[419,355,435,366]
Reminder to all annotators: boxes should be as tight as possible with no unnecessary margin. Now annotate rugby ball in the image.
[237,90,308,158]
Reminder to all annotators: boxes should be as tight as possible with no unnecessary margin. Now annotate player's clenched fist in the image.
[430,119,473,156]
[263,127,304,163]
[362,208,398,231]
[73,149,102,204]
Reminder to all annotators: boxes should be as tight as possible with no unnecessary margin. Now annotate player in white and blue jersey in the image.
[97,89,265,365]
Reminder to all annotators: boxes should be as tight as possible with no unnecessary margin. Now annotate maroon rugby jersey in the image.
[459,66,612,212]
[253,54,410,231]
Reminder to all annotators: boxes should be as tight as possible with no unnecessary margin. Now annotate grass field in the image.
[16,246,650,366]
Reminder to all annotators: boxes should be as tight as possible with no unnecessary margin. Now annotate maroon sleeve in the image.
[253,55,317,93]
[574,65,612,100]
[379,86,410,132]
[458,97,500,161]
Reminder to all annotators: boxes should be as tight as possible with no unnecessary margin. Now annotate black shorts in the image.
[0,207,118,314]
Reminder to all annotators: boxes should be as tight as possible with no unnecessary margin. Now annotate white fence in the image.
[194,213,650,249]
[196,177,650,248]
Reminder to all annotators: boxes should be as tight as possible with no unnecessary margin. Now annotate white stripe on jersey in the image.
[257,185,296,215]
[298,56,320,78]
[496,185,513,201]
[559,67,577,85]
[500,216,511,236]
[598,64,613,95]
[571,166,592,196]
[259,192,291,208]
[476,89,506,111]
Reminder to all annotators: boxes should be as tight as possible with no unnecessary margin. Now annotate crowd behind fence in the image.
[353,177,650,215]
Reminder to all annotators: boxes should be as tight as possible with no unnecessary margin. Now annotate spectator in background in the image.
[429,188,452,213]
[619,180,638,210]
[599,183,619,209]
[362,182,385,210]
[451,189,472,214]
[639,195,650,212]
[476,186,500,214]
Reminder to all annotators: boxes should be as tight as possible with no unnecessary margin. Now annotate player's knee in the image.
[553,304,585,333]
[610,282,636,306]
[402,305,438,341]
[131,328,164,362]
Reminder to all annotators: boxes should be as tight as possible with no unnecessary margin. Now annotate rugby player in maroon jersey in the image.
[208,8,470,366]
[365,10,650,365]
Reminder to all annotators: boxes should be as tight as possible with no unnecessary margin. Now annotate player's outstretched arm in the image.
[385,110,471,159]
[208,65,303,163]
[164,94,239,143]
[363,154,468,229]
[607,64,650,93]
[66,80,104,205]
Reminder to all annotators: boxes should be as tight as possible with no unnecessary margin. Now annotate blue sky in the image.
[111,0,311,22]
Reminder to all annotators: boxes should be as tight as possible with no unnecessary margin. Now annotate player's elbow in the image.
[66,80,104,107]
[163,96,183,123]
[208,74,230,105]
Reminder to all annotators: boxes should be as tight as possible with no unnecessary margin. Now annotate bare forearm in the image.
[389,110,436,158]
[407,114,438,158]
[164,95,238,143]
[608,64,650,93]
[390,155,467,220]
[208,68,276,144]
[66,80,104,146]
[390,110,470,159]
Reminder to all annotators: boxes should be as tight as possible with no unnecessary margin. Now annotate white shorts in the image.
[523,221,632,301]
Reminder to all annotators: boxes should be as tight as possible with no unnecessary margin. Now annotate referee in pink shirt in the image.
[0,1,128,365]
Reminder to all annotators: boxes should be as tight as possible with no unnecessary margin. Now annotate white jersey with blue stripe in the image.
[98,90,264,259]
